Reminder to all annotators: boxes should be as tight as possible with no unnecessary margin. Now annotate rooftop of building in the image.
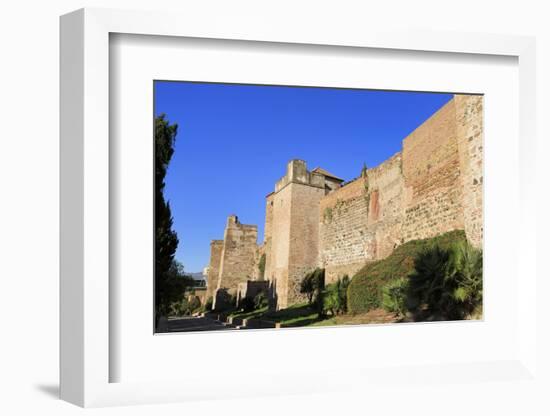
[311,167,344,182]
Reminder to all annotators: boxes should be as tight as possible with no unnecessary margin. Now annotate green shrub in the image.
[323,275,350,316]
[204,296,213,311]
[253,292,268,309]
[238,291,269,313]
[299,271,316,304]
[239,296,256,312]
[406,245,452,312]
[381,277,408,315]
[451,241,483,311]
[187,296,202,314]
[347,230,467,314]
[312,269,325,317]
[323,284,339,316]
[300,268,325,305]
[170,298,188,317]
[407,240,482,320]
[213,289,235,312]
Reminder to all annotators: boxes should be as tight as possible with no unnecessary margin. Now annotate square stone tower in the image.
[264,160,343,309]
[215,215,258,295]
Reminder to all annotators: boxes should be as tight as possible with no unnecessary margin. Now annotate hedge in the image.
[347,230,467,314]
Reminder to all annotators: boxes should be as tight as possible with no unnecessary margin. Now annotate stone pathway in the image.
[163,316,237,333]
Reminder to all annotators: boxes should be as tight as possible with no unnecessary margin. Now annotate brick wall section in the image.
[455,95,483,248]
[317,95,483,284]
[365,153,405,259]
[319,153,405,283]
[286,182,325,306]
[401,98,465,241]
[319,177,370,283]
[216,215,258,295]
[205,240,223,302]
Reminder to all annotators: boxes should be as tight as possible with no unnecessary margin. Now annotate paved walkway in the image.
[163,316,236,333]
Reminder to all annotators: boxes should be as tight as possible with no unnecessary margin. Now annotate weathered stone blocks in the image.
[205,240,223,303]
[318,95,483,283]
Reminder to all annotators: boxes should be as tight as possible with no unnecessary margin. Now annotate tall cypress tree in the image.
[155,114,182,325]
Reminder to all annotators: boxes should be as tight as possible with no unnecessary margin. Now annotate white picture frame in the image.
[60,7,539,408]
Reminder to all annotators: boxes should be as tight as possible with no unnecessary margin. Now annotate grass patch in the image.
[312,309,399,327]
[230,303,404,328]
[266,303,321,327]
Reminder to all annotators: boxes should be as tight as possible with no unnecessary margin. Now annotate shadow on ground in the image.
[35,384,59,399]
[161,316,237,333]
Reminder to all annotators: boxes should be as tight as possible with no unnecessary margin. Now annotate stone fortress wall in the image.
[319,153,405,283]
[211,215,258,309]
[455,96,484,248]
[319,95,483,284]
[207,95,483,310]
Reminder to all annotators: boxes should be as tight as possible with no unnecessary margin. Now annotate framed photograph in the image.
[60,7,539,408]
[152,81,484,335]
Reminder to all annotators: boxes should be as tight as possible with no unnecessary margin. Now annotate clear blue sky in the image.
[155,81,452,273]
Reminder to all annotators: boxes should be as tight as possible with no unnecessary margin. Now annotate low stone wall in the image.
[186,287,207,305]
